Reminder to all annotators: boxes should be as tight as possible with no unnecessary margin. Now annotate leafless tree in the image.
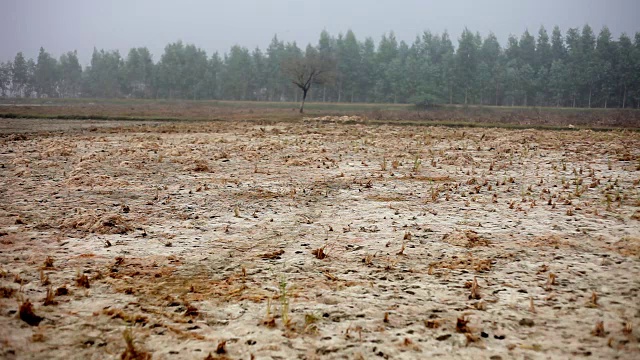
[282,50,335,113]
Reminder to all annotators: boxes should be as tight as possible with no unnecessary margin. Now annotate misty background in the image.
[0,0,639,108]
[2,0,639,64]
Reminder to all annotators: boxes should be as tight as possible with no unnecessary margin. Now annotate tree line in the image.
[0,24,639,108]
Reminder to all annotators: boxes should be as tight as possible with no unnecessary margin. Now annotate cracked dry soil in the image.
[0,118,639,359]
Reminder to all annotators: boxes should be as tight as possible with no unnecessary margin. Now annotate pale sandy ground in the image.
[0,118,639,360]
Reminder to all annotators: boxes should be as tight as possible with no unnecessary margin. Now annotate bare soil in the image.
[0,118,639,359]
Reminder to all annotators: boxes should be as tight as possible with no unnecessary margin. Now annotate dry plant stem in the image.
[19,299,44,326]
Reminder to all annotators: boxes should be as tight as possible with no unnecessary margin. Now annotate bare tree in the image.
[282,50,334,113]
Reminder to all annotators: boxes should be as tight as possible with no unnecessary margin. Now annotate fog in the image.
[2,0,639,64]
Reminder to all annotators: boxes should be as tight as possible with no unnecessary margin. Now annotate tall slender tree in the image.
[58,51,82,98]
[34,47,59,97]
[11,52,29,97]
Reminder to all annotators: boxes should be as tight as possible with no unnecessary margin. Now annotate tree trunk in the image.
[588,88,592,108]
[495,82,499,106]
[604,98,607,109]
[323,86,326,102]
[464,88,468,105]
[622,86,627,108]
[299,88,308,113]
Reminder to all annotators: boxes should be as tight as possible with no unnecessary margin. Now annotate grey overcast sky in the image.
[1,0,639,65]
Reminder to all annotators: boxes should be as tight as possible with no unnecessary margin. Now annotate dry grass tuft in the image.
[311,246,327,259]
[215,340,227,354]
[192,160,210,172]
[588,291,599,308]
[43,287,57,306]
[529,297,536,313]
[55,285,69,296]
[456,316,470,333]
[40,270,50,286]
[43,256,54,269]
[362,253,375,266]
[103,308,148,324]
[121,328,152,360]
[262,316,276,328]
[425,319,440,329]
[184,302,199,317]
[19,299,44,326]
[61,212,133,235]
[592,321,606,337]
[0,286,16,298]
[260,249,284,260]
[430,254,493,273]
[469,277,481,300]
[442,230,490,248]
[397,242,406,255]
[76,271,91,288]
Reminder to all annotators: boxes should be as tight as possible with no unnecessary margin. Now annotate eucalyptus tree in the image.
[123,47,154,98]
[551,26,567,62]
[222,45,252,100]
[337,30,362,102]
[11,52,29,97]
[595,27,615,107]
[580,25,598,107]
[0,62,11,97]
[58,51,82,98]
[455,28,480,104]
[616,34,635,108]
[439,31,456,104]
[83,48,124,98]
[265,35,287,101]
[359,37,376,102]
[34,47,59,97]
[565,28,582,107]
[549,59,568,107]
[374,32,399,102]
[480,32,503,105]
[250,48,268,100]
[535,26,552,104]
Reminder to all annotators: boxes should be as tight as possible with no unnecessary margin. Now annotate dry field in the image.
[0,117,639,359]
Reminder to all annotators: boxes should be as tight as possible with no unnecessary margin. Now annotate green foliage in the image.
[11,52,29,96]
[35,47,59,97]
[0,62,12,97]
[2,25,639,109]
[83,48,124,98]
[58,51,82,97]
